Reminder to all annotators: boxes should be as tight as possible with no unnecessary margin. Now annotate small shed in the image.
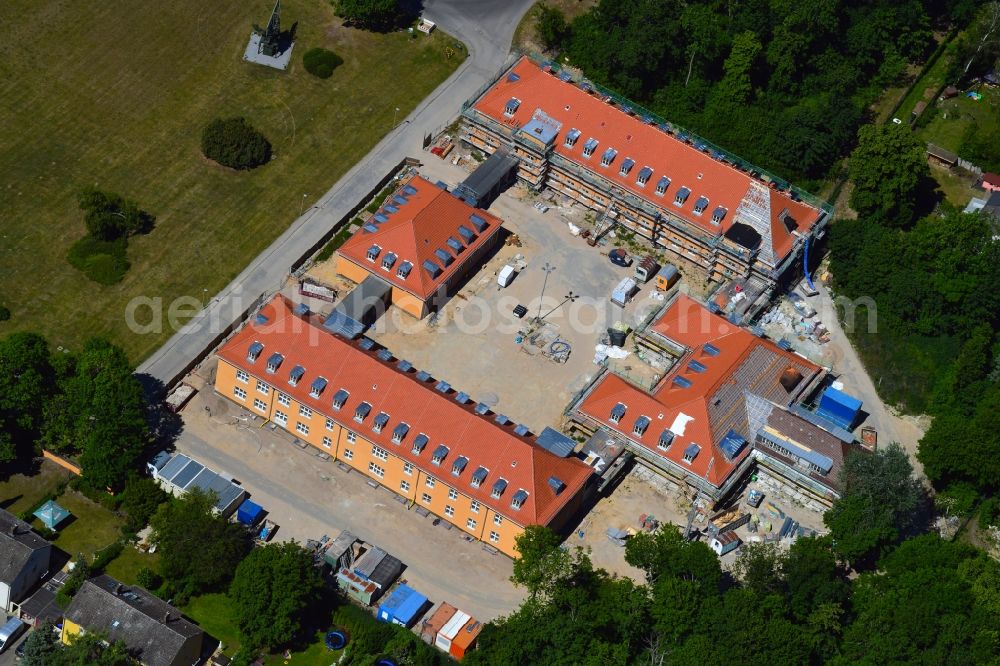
[710,531,741,556]
[926,143,958,168]
[450,617,483,660]
[816,387,862,431]
[236,499,264,527]
[655,264,679,291]
[377,584,429,628]
[436,609,471,653]
[421,602,457,644]
[33,500,70,530]
[611,277,638,307]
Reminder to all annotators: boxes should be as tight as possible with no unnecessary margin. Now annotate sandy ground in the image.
[176,377,525,622]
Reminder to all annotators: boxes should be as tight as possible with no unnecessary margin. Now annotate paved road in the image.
[137,0,534,386]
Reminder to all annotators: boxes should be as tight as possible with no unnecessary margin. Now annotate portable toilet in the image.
[709,531,741,556]
[654,264,679,291]
[611,277,638,307]
[377,584,429,628]
[634,256,660,283]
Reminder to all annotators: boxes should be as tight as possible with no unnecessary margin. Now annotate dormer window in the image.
[511,489,529,510]
[693,196,709,215]
[392,423,409,443]
[582,138,598,157]
[471,466,488,488]
[633,415,650,436]
[265,353,283,374]
[412,433,429,455]
[637,167,653,186]
[619,158,634,176]
[457,225,476,243]
[674,187,691,206]
[683,443,701,464]
[397,260,413,279]
[309,377,327,398]
[247,342,263,363]
[564,128,581,147]
[655,176,671,196]
[610,402,626,424]
[658,429,674,451]
[491,478,508,499]
[712,206,727,224]
[432,444,449,465]
[504,98,520,117]
[332,389,349,410]
[600,147,617,167]
[451,456,468,476]
[366,245,381,262]
[381,252,397,270]
[288,365,305,386]
[434,248,454,267]
[372,411,389,433]
[354,401,371,423]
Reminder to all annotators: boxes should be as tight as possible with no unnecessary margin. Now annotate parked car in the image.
[609,248,632,267]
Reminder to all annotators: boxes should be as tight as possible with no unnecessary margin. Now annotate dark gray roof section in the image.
[454,149,519,208]
[171,460,204,489]
[157,454,244,515]
[19,586,60,624]
[536,427,576,457]
[0,509,50,587]
[64,574,202,666]
[322,274,392,340]
[353,546,387,579]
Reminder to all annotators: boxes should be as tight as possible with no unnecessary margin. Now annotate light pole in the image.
[540,291,577,321]
[300,193,308,216]
[393,107,400,129]
[536,262,556,321]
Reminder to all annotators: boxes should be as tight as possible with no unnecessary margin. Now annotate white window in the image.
[421,493,432,504]
[274,411,288,426]
[466,518,477,530]
[400,480,410,492]
[299,405,312,419]
[494,514,503,526]
[425,477,435,489]
[403,462,413,476]
[372,446,388,461]
[346,431,357,444]
[489,531,500,543]
[236,369,249,383]
[277,392,291,407]
[368,462,385,478]
[470,500,481,514]
[326,418,336,431]
[445,505,455,517]
[296,422,309,435]
[256,380,269,395]
[253,398,267,412]
[343,448,354,460]
[233,386,247,400]
[322,436,332,448]
[448,488,458,500]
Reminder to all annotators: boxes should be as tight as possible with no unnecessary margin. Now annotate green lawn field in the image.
[0,0,463,362]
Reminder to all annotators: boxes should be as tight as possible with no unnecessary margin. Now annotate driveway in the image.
[137,0,536,387]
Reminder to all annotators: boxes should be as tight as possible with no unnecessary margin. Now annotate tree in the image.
[57,555,90,608]
[21,621,61,666]
[200,118,272,171]
[119,473,169,533]
[783,536,848,621]
[0,332,54,466]
[229,542,325,650]
[41,338,149,491]
[58,632,132,666]
[333,0,405,31]
[624,524,721,589]
[733,542,785,598]
[510,525,577,599]
[536,4,568,51]
[824,443,926,565]
[958,1,1000,78]
[150,487,252,600]
[848,123,929,228]
[714,31,761,106]
[77,187,155,241]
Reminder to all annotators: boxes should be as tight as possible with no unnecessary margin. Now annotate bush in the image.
[201,117,272,171]
[92,541,125,572]
[302,48,344,78]
[136,567,161,590]
[315,223,356,261]
[980,497,1000,527]
[0,305,10,321]
[78,186,155,241]
[66,236,130,285]
[120,474,168,533]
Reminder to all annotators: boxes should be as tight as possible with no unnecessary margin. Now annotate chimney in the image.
[163,611,171,624]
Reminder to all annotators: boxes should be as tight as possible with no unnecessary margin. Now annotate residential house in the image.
[0,508,52,613]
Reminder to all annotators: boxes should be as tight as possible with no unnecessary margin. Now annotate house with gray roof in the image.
[62,574,203,666]
[0,508,52,612]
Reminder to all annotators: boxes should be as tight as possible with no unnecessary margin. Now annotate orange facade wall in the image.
[215,359,525,557]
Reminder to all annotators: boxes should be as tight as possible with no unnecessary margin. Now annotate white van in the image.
[0,616,27,653]
[497,265,516,288]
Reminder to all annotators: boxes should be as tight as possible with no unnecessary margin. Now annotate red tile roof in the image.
[983,172,1000,188]
[338,176,504,301]
[473,57,822,263]
[577,295,820,487]
[217,296,591,526]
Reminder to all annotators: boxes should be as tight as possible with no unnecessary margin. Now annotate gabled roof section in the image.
[338,175,504,301]
[217,296,592,526]
[472,57,823,264]
[577,295,820,487]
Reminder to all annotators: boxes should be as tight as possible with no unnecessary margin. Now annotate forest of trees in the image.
[535,0,977,186]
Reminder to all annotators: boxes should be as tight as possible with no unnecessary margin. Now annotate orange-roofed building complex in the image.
[462,56,831,287]
[336,175,504,319]
[213,295,593,557]
[571,295,860,508]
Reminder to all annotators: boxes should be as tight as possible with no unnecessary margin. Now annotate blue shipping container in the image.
[377,584,429,628]
[236,499,263,526]
[815,387,862,431]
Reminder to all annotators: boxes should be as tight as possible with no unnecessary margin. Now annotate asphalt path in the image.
[138,0,534,386]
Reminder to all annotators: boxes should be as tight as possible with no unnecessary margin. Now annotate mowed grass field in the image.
[0,0,463,362]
